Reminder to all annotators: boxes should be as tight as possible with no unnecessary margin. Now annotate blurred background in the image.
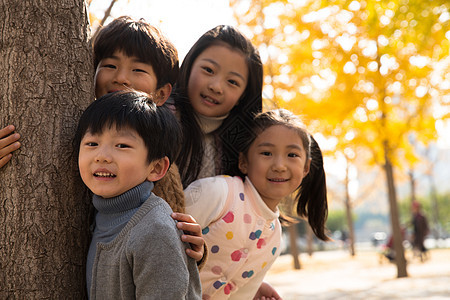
[88,0,450,298]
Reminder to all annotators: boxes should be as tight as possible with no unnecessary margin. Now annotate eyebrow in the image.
[256,142,303,151]
[104,55,120,61]
[115,130,139,140]
[105,55,146,64]
[201,58,246,82]
[84,129,139,140]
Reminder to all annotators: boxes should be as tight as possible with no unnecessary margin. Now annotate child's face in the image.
[239,125,310,211]
[188,44,248,117]
[94,50,159,100]
[79,125,156,198]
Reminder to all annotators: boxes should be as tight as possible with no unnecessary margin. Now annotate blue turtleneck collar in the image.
[92,181,154,236]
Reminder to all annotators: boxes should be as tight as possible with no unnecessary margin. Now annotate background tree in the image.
[231,0,450,278]
[88,0,118,31]
[0,0,93,297]
[343,156,356,256]
[88,0,132,34]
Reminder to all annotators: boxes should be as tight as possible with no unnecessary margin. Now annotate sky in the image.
[89,0,236,60]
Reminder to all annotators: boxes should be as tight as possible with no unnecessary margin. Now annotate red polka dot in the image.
[222,211,234,223]
[224,283,233,295]
[231,250,242,261]
[257,238,266,249]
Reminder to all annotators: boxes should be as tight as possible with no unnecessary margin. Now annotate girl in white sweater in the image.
[185,109,329,299]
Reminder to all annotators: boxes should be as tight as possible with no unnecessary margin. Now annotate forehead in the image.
[84,124,141,140]
[104,50,149,64]
[198,44,245,63]
[253,125,305,148]
[197,44,248,69]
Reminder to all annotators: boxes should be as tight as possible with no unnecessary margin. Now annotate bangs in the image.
[79,98,150,138]
[98,27,155,64]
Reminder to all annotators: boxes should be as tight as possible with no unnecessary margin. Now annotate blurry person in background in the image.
[411,201,429,262]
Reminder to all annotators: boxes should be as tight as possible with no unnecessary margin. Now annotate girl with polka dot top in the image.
[184,109,329,299]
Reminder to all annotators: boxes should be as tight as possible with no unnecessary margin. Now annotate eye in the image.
[116,143,131,149]
[202,66,214,74]
[228,79,239,87]
[133,68,147,73]
[260,151,272,156]
[85,142,98,147]
[288,153,299,158]
[103,64,116,69]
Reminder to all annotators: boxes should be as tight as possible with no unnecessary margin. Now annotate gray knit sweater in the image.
[86,181,201,299]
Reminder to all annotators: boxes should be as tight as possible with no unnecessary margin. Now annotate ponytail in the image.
[295,135,329,241]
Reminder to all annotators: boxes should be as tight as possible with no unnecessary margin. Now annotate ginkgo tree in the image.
[231,0,450,278]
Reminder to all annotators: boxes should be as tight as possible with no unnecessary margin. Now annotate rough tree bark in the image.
[0,0,93,298]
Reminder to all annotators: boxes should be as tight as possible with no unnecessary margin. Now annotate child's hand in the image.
[0,125,21,168]
[253,281,282,300]
[171,212,205,262]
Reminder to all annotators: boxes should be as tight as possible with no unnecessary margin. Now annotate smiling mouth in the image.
[94,172,116,178]
[201,94,219,104]
[268,178,288,182]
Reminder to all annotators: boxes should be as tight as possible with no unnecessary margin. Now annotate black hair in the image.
[241,109,329,241]
[174,25,263,187]
[74,91,181,164]
[92,16,179,89]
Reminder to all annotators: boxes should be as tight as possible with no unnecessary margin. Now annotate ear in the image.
[154,83,172,106]
[303,158,311,178]
[147,157,170,182]
[238,152,248,174]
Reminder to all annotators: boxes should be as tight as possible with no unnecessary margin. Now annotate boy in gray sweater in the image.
[74,91,201,299]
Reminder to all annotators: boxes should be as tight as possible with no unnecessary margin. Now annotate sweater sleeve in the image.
[184,176,229,229]
[129,205,201,299]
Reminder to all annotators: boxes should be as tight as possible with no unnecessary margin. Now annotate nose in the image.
[94,146,112,163]
[272,156,287,172]
[208,77,223,95]
[113,69,131,87]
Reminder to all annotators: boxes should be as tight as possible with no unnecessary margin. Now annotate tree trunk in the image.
[0,1,93,298]
[288,225,301,269]
[344,160,355,257]
[425,157,440,241]
[383,142,408,278]
[306,223,313,256]
[409,169,417,204]
[428,172,440,239]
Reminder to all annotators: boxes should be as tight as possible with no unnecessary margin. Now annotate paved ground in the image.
[264,248,450,299]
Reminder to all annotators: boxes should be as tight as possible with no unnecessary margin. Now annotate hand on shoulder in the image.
[171,212,205,263]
